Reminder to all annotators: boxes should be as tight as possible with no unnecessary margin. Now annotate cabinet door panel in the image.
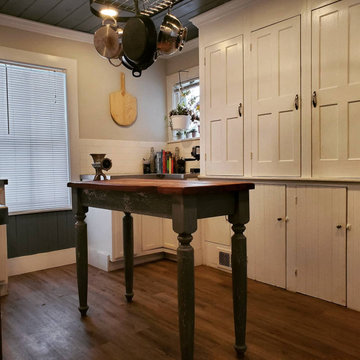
[312,0,360,176]
[162,218,178,250]
[141,215,163,251]
[203,216,231,246]
[286,186,346,305]
[251,16,301,176]
[246,184,286,288]
[205,35,244,175]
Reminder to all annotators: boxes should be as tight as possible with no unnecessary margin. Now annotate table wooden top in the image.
[68,179,254,195]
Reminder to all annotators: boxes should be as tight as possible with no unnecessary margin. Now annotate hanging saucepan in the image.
[122,14,157,77]
[157,12,187,56]
[93,18,124,67]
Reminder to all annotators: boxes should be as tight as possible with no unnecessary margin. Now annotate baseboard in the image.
[108,252,166,271]
[8,248,76,276]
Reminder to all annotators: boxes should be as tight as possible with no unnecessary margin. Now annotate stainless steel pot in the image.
[157,13,187,56]
[94,18,123,66]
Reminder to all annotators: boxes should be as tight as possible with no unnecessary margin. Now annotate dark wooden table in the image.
[68,179,254,359]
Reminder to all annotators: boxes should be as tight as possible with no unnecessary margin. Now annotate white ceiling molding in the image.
[191,0,257,28]
[0,13,94,44]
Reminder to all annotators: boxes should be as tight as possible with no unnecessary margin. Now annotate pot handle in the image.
[132,68,142,77]
[108,58,122,67]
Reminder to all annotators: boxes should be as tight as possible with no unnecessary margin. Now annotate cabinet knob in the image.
[277,217,283,221]
[336,224,342,229]
[346,224,352,231]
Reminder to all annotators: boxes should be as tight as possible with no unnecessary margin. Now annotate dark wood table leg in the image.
[229,191,250,358]
[73,189,89,317]
[172,195,197,360]
[123,212,134,303]
[177,233,194,360]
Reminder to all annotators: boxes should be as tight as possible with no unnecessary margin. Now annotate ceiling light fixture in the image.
[99,7,118,17]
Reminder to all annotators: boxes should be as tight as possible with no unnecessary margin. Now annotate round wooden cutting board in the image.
[110,72,137,126]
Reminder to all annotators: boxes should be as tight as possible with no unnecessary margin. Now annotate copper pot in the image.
[94,18,123,65]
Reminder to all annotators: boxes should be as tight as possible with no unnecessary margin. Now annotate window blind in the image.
[0,62,70,213]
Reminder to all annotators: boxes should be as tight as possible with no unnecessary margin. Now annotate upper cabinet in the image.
[312,0,360,177]
[251,16,301,176]
[195,0,360,179]
[204,35,244,175]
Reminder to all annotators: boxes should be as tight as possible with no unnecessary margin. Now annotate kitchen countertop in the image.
[80,173,198,181]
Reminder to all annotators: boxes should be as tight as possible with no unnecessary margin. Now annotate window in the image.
[173,77,200,115]
[0,61,70,213]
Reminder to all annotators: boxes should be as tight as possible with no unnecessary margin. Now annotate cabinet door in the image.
[141,215,163,251]
[162,218,178,250]
[251,16,301,176]
[205,35,244,175]
[203,216,231,246]
[287,186,347,305]
[246,184,286,288]
[312,0,360,177]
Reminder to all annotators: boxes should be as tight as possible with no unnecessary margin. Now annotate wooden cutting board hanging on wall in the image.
[109,72,137,126]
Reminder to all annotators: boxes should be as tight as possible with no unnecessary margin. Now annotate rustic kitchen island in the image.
[67,178,254,359]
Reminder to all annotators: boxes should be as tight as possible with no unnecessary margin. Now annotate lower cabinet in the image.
[247,184,286,288]
[287,186,347,306]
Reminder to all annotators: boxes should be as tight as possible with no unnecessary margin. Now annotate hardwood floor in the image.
[1,260,360,360]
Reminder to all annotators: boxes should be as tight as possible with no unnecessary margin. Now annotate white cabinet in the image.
[251,16,301,176]
[287,185,347,305]
[202,216,232,269]
[312,0,360,177]
[346,186,360,311]
[247,184,286,288]
[162,218,178,250]
[141,215,163,251]
[204,35,244,176]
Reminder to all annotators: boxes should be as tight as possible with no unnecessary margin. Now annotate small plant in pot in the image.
[169,104,192,130]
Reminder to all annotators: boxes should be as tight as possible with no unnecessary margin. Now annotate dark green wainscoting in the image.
[7,211,75,258]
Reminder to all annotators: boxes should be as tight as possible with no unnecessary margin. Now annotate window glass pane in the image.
[0,63,70,213]
[0,64,8,136]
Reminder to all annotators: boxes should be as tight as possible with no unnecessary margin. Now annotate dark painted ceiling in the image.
[0,0,234,40]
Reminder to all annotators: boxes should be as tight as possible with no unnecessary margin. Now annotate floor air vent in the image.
[218,250,231,269]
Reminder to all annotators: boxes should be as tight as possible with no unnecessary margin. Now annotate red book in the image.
[162,150,166,173]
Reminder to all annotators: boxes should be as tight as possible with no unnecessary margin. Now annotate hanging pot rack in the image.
[90,0,184,22]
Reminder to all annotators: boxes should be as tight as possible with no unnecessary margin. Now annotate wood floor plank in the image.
[1,260,360,360]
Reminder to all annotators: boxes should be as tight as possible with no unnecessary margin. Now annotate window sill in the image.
[167,136,200,144]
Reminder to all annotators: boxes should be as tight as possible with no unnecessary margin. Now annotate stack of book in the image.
[155,150,176,174]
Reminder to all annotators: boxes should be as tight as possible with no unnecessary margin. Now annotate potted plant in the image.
[169,104,192,130]
[169,90,200,131]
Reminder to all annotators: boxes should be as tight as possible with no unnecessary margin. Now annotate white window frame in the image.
[0,46,80,214]
[166,66,199,141]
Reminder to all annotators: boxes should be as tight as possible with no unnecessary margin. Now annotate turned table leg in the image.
[123,212,134,303]
[177,233,194,360]
[229,191,250,358]
[230,222,247,357]
[75,207,89,317]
